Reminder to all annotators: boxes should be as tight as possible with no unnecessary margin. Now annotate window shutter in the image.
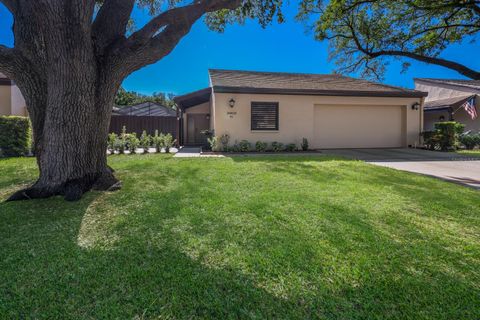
[251,102,279,130]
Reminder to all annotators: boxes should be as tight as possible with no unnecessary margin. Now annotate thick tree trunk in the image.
[7,3,121,202]
[7,76,121,202]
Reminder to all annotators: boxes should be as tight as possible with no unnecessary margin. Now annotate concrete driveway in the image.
[321,148,480,189]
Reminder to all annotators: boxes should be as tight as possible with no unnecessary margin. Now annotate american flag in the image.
[463,97,478,120]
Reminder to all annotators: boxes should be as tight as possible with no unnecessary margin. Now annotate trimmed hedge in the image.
[0,116,31,157]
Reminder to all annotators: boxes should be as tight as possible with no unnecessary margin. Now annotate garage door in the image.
[313,105,405,149]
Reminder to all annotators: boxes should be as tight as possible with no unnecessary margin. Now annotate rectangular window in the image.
[251,102,279,131]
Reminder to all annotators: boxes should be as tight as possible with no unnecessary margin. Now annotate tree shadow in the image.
[1,156,479,319]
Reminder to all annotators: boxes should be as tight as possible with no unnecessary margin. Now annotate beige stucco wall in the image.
[212,92,423,149]
[0,84,11,116]
[10,85,27,116]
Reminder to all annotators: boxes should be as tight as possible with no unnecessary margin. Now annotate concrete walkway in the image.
[173,147,202,158]
[321,148,480,189]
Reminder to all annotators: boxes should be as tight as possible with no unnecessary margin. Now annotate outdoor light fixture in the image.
[439,115,445,121]
[206,114,210,120]
[229,98,236,108]
[411,102,420,110]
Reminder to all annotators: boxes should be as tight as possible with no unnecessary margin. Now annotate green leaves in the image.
[300,0,480,79]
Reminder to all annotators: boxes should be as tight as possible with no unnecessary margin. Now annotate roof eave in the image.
[213,86,428,98]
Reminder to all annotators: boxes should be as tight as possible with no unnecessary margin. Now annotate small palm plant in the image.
[140,130,151,154]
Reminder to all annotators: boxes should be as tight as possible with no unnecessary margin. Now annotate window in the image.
[251,102,279,131]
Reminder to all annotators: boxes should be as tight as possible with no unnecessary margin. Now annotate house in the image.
[175,69,427,149]
[414,78,480,132]
[113,102,177,117]
[0,73,27,116]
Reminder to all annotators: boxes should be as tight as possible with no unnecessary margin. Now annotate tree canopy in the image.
[297,0,480,80]
[115,87,176,107]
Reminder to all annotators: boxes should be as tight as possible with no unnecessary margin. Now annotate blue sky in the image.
[1,3,479,96]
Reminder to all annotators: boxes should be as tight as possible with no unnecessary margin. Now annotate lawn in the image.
[458,149,480,157]
[1,154,479,319]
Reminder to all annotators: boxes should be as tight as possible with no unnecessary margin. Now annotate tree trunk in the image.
[7,4,121,202]
[7,75,121,202]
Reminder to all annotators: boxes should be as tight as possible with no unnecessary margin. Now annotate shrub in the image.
[285,143,297,152]
[0,116,31,157]
[118,126,128,154]
[239,140,251,152]
[125,133,139,154]
[271,141,284,152]
[434,121,464,151]
[220,134,230,151]
[163,133,176,153]
[422,131,440,151]
[207,136,219,151]
[107,133,117,154]
[459,133,480,150]
[152,130,164,153]
[139,130,151,153]
[301,138,309,151]
[255,141,268,152]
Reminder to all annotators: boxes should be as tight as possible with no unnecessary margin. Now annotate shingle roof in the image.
[209,69,427,98]
[424,95,474,111]
[114,102,176,117]
[415,78,480,90]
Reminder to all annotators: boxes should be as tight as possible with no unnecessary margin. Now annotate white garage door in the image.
[313,105,405,149]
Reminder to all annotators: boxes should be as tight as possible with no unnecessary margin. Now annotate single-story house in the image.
[175,69,427,149]
[414,78,479,132]
[0,72,27,117]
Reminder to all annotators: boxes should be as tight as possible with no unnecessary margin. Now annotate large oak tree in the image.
[0,0,281,201]
[297,0,480,80]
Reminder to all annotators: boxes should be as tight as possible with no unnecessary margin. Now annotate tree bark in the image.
[7,1,120,202]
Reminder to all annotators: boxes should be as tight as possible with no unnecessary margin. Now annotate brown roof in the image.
[424,95,474,111]
[209,69,427,98]
[415,78,480,90]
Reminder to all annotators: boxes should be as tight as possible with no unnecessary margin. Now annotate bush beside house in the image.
[423,122,465,151]
[0,116,31,157]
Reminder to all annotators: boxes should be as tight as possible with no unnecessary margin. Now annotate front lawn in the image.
[458,149,480,157]
[1,154,479,319]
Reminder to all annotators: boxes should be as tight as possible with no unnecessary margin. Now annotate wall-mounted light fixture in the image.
[229,98,236,108]
[206,114,210,120]
[439,115,445,121]
[411,102,420,110]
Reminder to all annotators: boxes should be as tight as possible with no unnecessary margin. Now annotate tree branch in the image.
[126,0,241,48]
[0,0,17,12]
[369,50,480,79]
[92,0,136,53]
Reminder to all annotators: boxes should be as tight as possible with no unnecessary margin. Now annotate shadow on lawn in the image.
[0,157,479,319]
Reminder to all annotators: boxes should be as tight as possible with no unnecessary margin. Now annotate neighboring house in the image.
[415,78,480,132]
[113,102,177,117]
[175,69,427,149]
[0,73,27,117]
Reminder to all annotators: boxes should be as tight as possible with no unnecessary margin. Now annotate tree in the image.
[115,87,176,108]
[297,0,480,80]
[0,0,282,201]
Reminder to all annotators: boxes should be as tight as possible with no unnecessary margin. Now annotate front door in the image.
[187,114,209,145]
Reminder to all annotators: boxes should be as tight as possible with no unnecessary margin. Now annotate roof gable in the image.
[415,78,480,91]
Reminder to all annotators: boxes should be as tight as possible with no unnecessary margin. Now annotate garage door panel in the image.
[313,105,404,149]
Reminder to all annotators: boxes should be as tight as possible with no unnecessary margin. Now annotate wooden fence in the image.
[109,115,178,137]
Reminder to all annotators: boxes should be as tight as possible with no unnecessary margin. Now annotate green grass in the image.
[1,154,479,319]
[458,149,480,157]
